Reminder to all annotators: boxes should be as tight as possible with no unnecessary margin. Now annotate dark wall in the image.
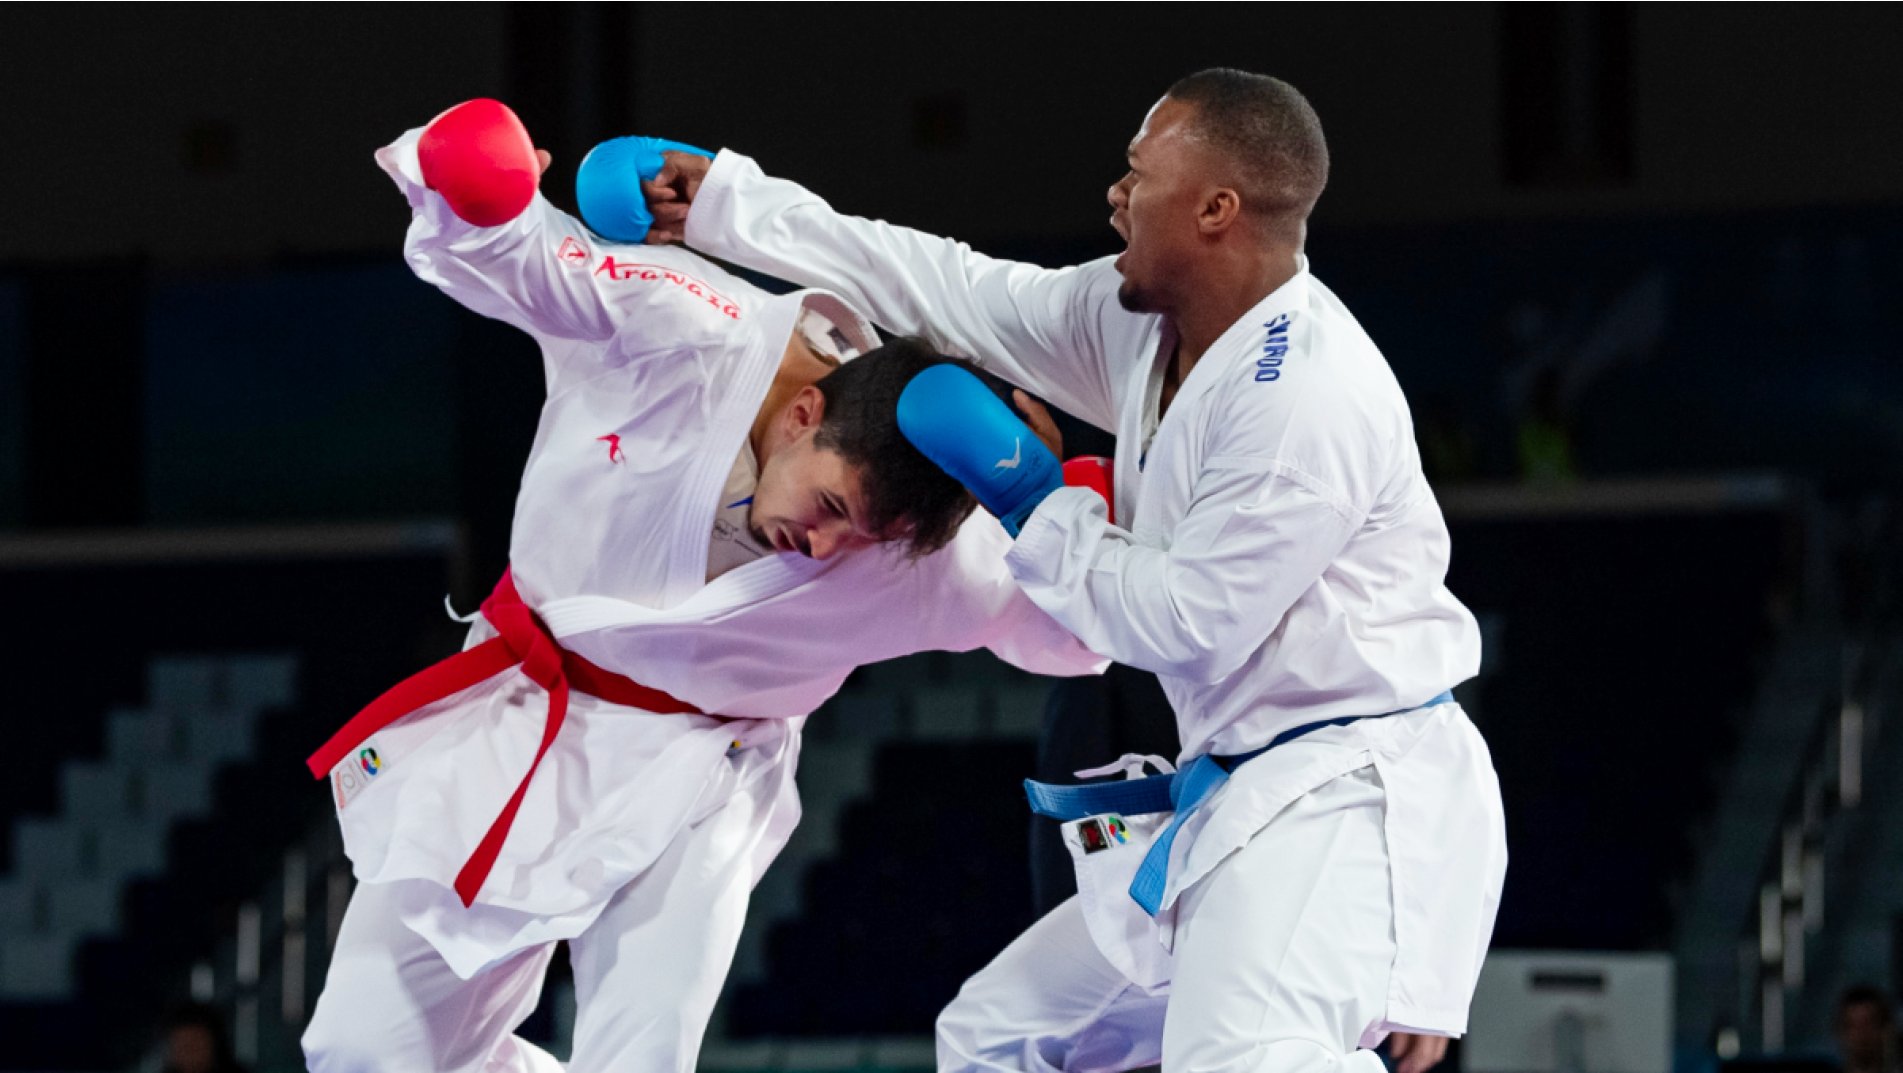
[0,284,23,527]
[0,7,505,264]
[2,7,1901,264]
[3,6,1899,527]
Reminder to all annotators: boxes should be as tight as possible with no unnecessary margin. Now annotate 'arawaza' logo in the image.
[557,236,590,265]
[593,255,742,320]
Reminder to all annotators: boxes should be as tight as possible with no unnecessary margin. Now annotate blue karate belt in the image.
[1024,690,1454,916]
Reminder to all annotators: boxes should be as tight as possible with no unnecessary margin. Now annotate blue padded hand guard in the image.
[898,365,1063,538]
[576,136,712,242]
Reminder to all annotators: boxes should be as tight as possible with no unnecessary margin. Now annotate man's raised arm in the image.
[378,102,664,354]
[641,149,1130,433]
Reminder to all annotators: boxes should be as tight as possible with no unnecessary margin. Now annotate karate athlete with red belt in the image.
[299,100,1104,1073]
[632,69,1508,1073]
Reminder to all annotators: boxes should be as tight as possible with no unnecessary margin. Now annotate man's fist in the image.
[1389,1033,1450,1073]
[417,99,540,227]
[576,136,711,243]
[639,149,713,244]
[898,365,1064,538]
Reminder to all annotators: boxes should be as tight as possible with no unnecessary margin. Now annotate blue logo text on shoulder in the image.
[1256,313,1292,382]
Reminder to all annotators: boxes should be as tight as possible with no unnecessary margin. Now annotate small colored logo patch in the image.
[1074,813,1131,855]
[332,736,390,811]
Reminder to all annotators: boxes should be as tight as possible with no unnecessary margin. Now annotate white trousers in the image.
[938,766,1396,1073]
[303,786,756,1073]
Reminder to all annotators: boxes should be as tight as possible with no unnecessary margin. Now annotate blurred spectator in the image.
[159,1003,250,1073]
[1834,985,1897,1073]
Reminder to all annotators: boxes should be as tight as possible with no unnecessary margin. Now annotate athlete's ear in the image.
[1199,186,1242,235]
[785,384,827,436]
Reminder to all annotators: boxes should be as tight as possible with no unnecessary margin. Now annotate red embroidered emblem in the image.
[592,255,742,320]
[598,434,624,464]
[558,236,590,265]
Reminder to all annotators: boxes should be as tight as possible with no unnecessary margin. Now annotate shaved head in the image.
[1165,69,1329,241]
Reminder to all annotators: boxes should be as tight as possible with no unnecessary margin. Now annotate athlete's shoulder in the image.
[909,511,1018,592]
[1201,275,1406,482]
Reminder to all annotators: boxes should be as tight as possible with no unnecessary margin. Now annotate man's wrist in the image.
[681,149,742,251]
[1005,485,1100,586]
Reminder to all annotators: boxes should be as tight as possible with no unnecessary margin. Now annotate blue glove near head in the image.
[898,365,1063,538]
[575,136,712,242]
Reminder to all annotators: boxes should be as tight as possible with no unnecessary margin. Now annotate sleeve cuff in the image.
[683,148,751,253]
[376,124,543,246]
[374,127,429,195]
[1004,485,1104,589]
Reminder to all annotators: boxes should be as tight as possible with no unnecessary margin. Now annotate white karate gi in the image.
[300,128,1103,1073]
[684,153,1509,1073]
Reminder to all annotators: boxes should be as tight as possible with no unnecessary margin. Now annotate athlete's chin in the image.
[1116,276,1157,314]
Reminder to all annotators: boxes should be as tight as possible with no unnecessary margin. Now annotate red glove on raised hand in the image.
[417,99,539,227]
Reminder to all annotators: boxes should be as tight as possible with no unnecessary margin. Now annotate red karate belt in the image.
[306,568,702,906]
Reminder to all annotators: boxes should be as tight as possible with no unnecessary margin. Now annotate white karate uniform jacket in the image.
[685,153,1508,1036]
[339,130,1103,979]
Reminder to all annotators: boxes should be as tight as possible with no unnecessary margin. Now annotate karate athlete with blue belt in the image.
[617,68,1508,1073]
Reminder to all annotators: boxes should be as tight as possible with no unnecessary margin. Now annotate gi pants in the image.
[939,766,1395,1073]
[303,781,756,1073]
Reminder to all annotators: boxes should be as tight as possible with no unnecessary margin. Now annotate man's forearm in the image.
[683,151,1123,432]
[381,125,623,343]
[1005,472,1356,685]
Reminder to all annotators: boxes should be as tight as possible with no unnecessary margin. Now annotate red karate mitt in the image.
[1062,456,1116,525]
[418,99,539,227]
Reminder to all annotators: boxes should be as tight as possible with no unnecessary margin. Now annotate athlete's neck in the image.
[1159,243,1302,416]
[751,331,839,462]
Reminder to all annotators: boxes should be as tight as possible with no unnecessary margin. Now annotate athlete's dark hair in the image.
[814,336,1005,558]
[1167,68,1329,239]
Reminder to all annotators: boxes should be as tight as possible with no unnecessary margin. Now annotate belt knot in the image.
[308,566,709,907]
[481,576,564,689]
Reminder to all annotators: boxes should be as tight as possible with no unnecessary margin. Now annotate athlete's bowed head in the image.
[751,337,991,561]
[410,98,982,566]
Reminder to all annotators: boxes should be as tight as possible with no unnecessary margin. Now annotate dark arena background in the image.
[3,6,1903,1073]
